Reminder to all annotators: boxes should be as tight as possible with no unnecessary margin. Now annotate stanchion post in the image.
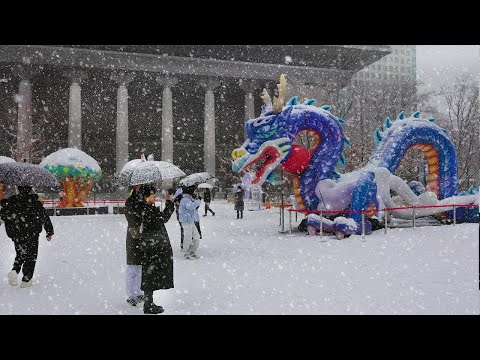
[384,209,388,234]
[412,206,416,229]
[289,209,292,234]
[361,210,365,240]
[453,204,456,226]
[319,210,323,239]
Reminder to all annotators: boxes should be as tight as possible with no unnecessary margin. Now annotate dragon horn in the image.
[273,74,287,114]
[260,88,272,108]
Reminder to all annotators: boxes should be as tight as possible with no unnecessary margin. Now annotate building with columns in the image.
[0,45,390,188]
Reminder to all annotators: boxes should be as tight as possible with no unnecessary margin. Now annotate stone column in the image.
[156,75,178,165]
[239,79,258,121]
[64,69,87,150]
[156,75,178,190]
[199,78,221,178]
[11,65,38,161]
[111,71,135,177]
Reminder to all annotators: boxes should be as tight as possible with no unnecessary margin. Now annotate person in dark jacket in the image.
[234,186,245,219]
[139,184,175,314]
[173,189,185,250]
[124,184,145,306]
[202,188,215,217]
[0,186,54,288]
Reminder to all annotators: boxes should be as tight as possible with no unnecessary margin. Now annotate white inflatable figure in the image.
[242,172,263,211]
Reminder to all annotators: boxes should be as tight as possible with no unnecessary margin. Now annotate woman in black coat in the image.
[234,186,244,219]
[139,184,175,314]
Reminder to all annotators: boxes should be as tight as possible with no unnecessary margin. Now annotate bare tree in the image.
[0,115,48,164]
[438,73,480,191]
[333,79,436,179]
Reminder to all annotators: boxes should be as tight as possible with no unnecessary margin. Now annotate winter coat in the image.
[124,189,144,265]
[234,190,244,211]
[204,190,211,203]
[140,200,175,291]
[0,193,54,241]
[178,194,201,223]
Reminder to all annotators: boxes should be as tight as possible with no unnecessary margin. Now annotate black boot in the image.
[144,303,164,314]
[143,291,164,314]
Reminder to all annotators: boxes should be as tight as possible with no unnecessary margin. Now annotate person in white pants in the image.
[178,185,202,259]
[124,185,145,306]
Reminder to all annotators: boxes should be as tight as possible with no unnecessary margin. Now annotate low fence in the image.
[42,199,163,216]
[277,203,479,239]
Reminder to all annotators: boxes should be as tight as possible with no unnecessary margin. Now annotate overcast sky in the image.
[416,45,480,89]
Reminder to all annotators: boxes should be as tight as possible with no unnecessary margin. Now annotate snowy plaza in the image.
[0,201,478,315]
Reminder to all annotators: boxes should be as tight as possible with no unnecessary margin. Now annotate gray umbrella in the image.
[119,160,185,186]
[179,172,214,187]
[0,162,59,188]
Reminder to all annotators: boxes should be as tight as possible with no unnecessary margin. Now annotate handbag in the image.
[128,223,144,239]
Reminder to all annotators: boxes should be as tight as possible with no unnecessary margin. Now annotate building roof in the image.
[57,45,391,71]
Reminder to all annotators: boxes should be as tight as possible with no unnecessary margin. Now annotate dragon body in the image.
[231,75,478,237]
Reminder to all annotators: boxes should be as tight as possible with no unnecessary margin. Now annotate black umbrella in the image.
[179,172,214,187]
[0,162,59,188]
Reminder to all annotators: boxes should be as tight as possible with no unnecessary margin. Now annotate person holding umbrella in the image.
[118,155,185,309]
[0,186,54,288]
[138,184,176,314]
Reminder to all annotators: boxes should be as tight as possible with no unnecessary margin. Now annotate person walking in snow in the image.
[202,188,215,217]
[124,184,145,306]
[234,186,244,219]
[178,185,202,259]
[0,186,54,288]
[138,184,175,314]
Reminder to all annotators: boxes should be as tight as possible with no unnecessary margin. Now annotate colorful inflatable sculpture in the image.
[231,75,478,237]
[0,156,15,201]
[40,148,102,208]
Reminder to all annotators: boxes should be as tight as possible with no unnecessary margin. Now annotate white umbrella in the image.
[121,160,185,186]
[197,182,213,189]
[179,172,214,187]
[117,159,144,186]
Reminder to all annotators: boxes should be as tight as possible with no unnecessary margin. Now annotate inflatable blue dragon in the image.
[231,75,478,237]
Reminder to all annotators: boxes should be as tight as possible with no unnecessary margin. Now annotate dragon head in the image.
[231,75,295,185]
[231,109,293,185]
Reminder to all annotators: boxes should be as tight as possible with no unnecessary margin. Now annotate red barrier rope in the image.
[42,199,163,206]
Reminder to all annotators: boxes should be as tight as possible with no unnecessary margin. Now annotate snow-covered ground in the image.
[0,200,478,315]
